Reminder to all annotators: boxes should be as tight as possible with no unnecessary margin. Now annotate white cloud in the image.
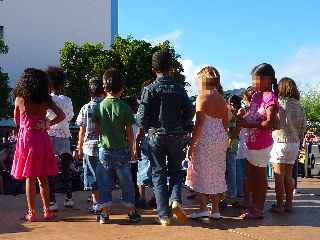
[180,59,207,96]
[143,30,182,48]
[279,46,320,89]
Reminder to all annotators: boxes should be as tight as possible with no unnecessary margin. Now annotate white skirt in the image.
[270,142,300,165]
[247,145,272,167]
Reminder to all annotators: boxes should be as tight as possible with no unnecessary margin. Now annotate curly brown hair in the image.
[15,68,52,104]
[278,77,300,100]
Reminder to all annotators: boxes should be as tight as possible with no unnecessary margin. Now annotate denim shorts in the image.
[83,154,97,191]
[50,137,72,155]
[137,137,153,187]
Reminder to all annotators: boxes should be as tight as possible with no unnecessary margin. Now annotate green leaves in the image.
[59,36,186,116]
[0,39,9,55]
[301,88,320,134]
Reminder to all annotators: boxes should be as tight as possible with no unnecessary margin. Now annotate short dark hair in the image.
[88,77,104,97]
[15,68,52,104]
[278,77,300,100]
[152,50,173,72]
[228,94,242,110]
[103,68,124,93]
[46,66,66,90]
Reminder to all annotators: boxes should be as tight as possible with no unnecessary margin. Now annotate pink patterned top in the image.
[245,91,278,150]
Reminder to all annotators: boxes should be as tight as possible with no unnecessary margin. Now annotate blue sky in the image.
[118,0,320,95]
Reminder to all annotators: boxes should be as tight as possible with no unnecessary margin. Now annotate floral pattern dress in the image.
[186,115,228,194]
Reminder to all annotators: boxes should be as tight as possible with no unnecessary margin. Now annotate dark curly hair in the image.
[46,66,66,90]
[15,68,52,104]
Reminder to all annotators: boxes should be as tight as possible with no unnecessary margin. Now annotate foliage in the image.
[301,88,320,134]
[59,36,186,116]
[0,39,9,55]
[0,39,10,118]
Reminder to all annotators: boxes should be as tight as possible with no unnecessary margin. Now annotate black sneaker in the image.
[128,210,141,223]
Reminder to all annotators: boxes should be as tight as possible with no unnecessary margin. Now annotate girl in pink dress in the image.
[186,66,228,220]
[11,68,65,222]
[238,63,278,219]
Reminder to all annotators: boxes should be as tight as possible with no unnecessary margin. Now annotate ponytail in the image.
[272,77,278,96]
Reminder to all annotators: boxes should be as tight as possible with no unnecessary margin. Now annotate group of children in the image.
[186,63,306,220]
[10,61,306,224]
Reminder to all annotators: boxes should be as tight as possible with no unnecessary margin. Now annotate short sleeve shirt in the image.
[245,91,278,150]
[92,97,135,150]
[76,97,102,156]
[47,94,74,138]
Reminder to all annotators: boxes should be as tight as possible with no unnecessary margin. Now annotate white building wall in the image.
[0,0,118,85]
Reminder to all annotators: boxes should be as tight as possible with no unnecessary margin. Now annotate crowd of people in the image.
[7,49,309,226]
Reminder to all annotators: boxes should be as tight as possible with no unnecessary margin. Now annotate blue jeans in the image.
[96,148,135,209]
[236,158,246,197]
[148,133,185,218]
[83,154,97,191]
[226,150,237,198]
[137,136,153,187]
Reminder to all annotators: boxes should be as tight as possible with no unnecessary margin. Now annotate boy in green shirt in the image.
[93,68,141,224]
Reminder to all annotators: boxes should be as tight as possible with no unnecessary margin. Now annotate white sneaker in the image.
[158,216,171,226]
[171,201,187,224]
[210,212,222,220]
[64,198,74,208]
[188,210,210,219]
[49,201,59,212]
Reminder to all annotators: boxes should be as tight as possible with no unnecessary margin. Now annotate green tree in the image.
[301,88,320,134]
[59,36,186,116]
[0,39,10,118]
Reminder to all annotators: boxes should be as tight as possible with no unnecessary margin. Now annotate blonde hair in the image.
[197,66,223,94]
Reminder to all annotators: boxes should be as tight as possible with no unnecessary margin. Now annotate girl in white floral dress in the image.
[186,66,228,220]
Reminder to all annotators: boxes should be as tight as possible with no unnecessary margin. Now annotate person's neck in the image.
[107,92,121,98]
[52,89,63,95]
[156,72,170,78]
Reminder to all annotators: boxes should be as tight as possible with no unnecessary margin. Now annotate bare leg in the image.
[244,161,255,210]
[92,190,99,204]
[37,177,50,210]
[273,164,285,211]
[252,166,267,213]
[196,193,208,211]
[26,177,37,211]
[209,194,220,213]
[139,185,146,200]
[284,164,294,209]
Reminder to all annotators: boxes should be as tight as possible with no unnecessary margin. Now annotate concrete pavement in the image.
[1,178,319,240]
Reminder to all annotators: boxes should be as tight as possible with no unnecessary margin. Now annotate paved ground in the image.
[1,178,320,240]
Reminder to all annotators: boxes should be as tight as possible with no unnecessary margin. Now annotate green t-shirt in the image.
[92,97,135,150]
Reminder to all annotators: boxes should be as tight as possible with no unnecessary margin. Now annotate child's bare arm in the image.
[47,101,65,126]
[14,97,23,126]
[76,126,85,160]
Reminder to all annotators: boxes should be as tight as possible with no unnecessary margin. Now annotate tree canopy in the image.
[60,36,186,116]
[0,39,10,118]
[301,88,320,134]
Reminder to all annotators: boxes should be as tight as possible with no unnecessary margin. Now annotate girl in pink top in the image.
[11,68,65,222]
[238,63,278,219]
